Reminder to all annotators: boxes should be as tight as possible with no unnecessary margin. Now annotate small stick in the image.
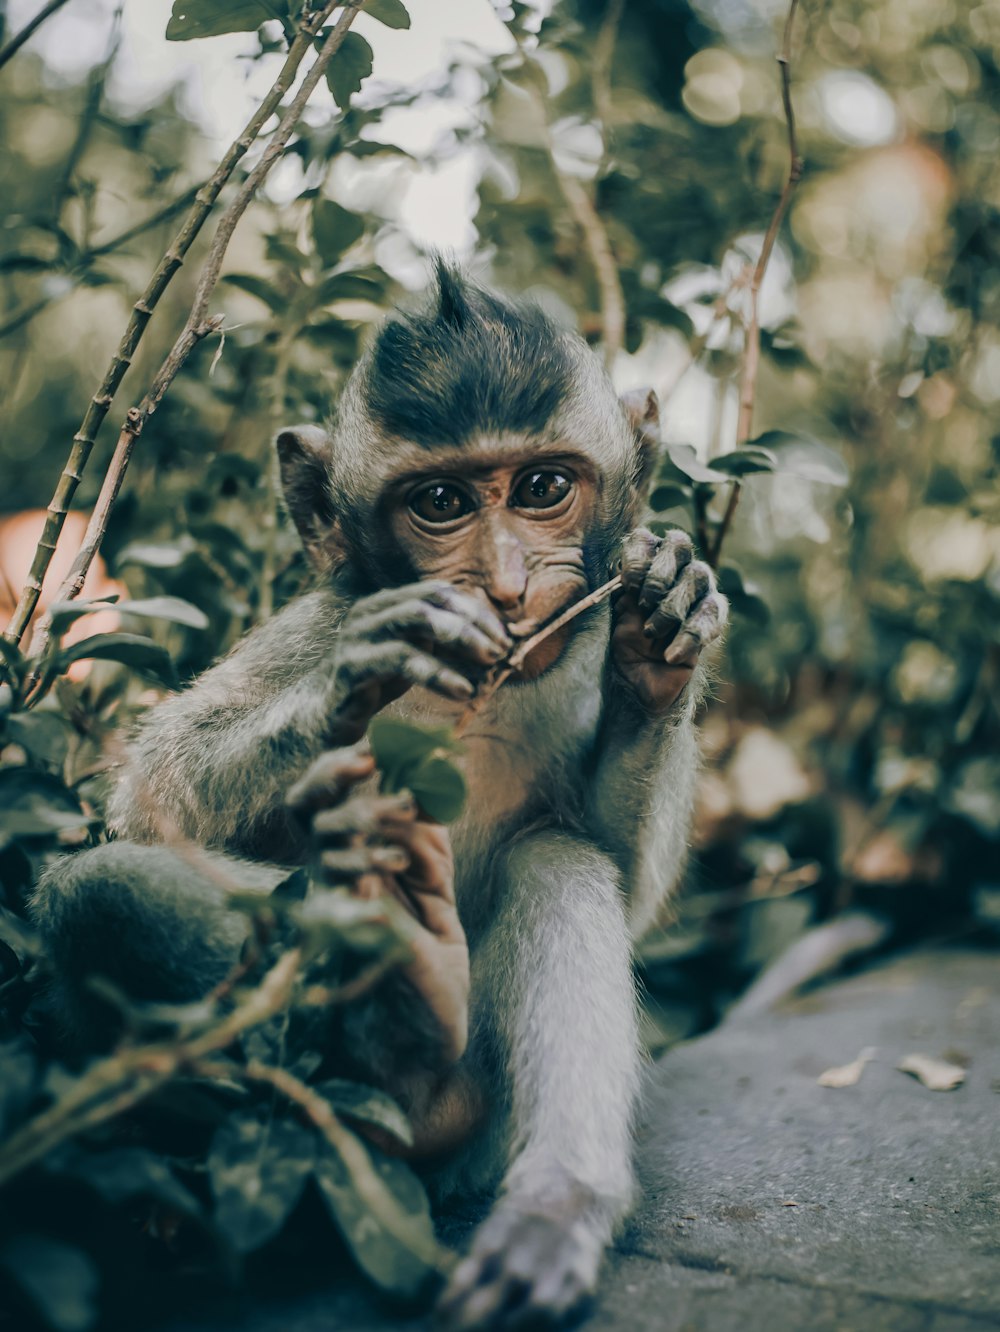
[454,574,622,737]
[709,0,802,568]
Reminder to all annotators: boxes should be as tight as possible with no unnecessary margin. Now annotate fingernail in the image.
[643,623,656,638]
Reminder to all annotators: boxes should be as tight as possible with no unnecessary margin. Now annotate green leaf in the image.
[0,1236,98,1332]
[60,1147,202,1218]
[312,199,365,266]
[0,635,26,685]
[316,270,385,304]
[0,768,92,844]
[324,30,374,110]
[718,565,770,626]
[663,445,728,484]
[316,1080,414,1150]
[166,0,287,41]
[314,1135,442,1298]
[752,432,850,487]
[368,717,455,790]
[55,633,178,689]
[5,710,70,767]
[48,596,208,636]
[365,0,411,28]
[209,1115,315,1253]
[116,539,192,569]
[222,273,287,311]
[648,483,692,512]
[408,756,467,824]
[710,446,778,477]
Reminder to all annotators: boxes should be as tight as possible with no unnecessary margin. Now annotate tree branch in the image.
[0,0,72,73]
[556,171,625,368]
[3,0,344,649]
[17,3,367,675]
[709,0,802,568]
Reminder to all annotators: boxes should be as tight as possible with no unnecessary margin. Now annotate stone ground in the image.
[160,946,1000,1332]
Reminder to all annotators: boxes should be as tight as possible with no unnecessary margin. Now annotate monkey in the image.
[30,263,728,1329]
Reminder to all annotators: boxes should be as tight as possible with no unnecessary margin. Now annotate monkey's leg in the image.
[441,832,639,1330]
[30,843,281,1050]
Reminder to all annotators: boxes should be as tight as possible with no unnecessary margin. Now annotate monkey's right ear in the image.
[275,426,345,572]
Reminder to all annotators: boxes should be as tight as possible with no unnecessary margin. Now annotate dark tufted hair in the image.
[363,260,576,448]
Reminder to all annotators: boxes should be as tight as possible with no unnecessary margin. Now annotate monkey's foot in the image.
[438,1206,601,1330]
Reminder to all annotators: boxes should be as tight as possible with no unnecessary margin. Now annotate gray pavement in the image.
[162,946,1000,1331]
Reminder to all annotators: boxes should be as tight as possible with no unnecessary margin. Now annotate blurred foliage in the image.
[2,0,1000,1324]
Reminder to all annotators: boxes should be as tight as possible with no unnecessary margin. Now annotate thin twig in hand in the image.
[709,0,802,568]
[0,0,72,73]
[21,4,367,677]
[3,0,347,649]
[454,574,622,737]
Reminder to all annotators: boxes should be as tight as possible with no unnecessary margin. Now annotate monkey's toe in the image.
[438,1210,598,1330]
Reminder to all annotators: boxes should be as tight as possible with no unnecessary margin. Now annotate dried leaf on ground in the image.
[897,1052,967,1091]
[818,1046,877,1088]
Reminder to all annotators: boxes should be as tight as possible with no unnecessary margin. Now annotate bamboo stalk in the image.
[3,0,343,648]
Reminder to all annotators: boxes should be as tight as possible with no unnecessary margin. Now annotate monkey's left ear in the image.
[620,387,661,493]
[275,425,345,572]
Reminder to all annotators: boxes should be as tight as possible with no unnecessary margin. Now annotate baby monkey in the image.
[32,265,727,1329]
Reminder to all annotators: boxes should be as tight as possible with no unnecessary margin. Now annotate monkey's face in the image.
[384,441,599,678]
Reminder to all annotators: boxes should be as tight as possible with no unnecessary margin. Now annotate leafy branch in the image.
[3,0,352,651]
[709,0,803,566]
[15,3,369,685]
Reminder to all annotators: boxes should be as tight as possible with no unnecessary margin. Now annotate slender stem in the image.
[0,0,72,73]
[454,575,622,737]
[20,4,366,675]
[591,0,625,170]
[0,948,302,1190]
[557,172,625,368]
[710,0,802,568]
[3,0,343,649]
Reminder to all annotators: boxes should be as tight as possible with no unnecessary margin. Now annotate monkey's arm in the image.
[109,583,508,858]
[589,528,727,932]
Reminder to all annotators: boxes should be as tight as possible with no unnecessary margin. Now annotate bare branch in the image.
[556,172,626,368]
[19,4,366,673]
[0,0,72,73]
[3,0,344,649]
[709,0,802,568]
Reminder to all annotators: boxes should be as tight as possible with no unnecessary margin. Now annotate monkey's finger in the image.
[340,643,476,701]
[312,792,416,843]
[643,559,711,638]
[361,603,508,667]
[663,590,729,665]
[637,529,695,610]
[619,527,660,591]
[423,584,513,652]
[319,845,410,881]
[286,745,375,814]
[356,580,512,652]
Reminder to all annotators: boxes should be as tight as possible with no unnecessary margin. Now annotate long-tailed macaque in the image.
[31,265,727,1329]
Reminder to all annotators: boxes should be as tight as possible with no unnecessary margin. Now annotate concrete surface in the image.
[157,946,1000,1331]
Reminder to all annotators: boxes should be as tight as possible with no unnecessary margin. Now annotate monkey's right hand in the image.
[327,581,513,741]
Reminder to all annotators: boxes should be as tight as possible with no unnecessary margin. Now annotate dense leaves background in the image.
[1,0,998,1326]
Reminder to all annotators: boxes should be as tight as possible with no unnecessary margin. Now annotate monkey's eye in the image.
[408,482,475,525]
[511,471,573,511]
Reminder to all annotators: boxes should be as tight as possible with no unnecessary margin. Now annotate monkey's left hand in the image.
[287,746,469,1067]
[611,527,728,713]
